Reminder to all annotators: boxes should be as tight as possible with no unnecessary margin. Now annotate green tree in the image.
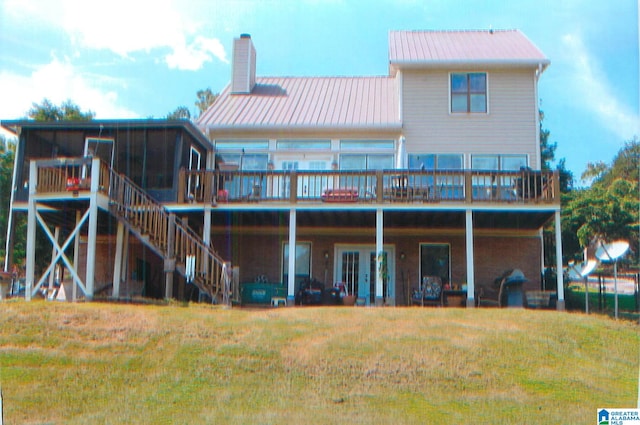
[539,110,573,192]
[28,98,95,121]
[563,139,639,265]
[195,88,218,117]
[167,106,191,120]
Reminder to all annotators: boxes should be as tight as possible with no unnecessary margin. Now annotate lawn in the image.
[0,300,637,424]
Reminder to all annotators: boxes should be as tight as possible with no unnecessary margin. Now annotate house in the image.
[1,30,565,308]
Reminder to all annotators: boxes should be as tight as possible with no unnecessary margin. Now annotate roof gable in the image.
[389,30,549,71]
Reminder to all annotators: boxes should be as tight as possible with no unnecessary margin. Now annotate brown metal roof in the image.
[389,30,549,70]
[197,76,400,132]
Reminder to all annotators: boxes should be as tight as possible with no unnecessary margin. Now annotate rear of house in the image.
[2,29,564,309]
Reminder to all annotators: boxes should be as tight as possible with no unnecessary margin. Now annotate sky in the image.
[0,0,638,182]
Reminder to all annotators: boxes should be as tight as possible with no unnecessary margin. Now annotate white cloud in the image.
[0,57,138,119]
[561,33,639,140]
[165,36,229,71]
[4,0,228,71]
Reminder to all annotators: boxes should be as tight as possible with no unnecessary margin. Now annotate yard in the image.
[0,300,637,424]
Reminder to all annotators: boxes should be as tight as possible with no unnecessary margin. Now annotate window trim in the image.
[449,72,489,114]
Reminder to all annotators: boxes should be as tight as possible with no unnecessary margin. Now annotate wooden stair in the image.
[107,169,230,302]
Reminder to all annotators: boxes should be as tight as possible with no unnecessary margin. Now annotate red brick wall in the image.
[211,230,543,305]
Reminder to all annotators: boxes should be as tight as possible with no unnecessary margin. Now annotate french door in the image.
[335,245,395,305]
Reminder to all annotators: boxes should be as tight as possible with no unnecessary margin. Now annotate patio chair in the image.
[411,276,443,306]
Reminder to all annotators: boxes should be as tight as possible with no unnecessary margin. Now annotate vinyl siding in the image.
[402,68,539,167]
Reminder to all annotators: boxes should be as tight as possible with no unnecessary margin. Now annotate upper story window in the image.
[451,73,487,113]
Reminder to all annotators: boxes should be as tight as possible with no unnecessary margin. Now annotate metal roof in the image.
[389,30,549,71]
[197,76,400,132]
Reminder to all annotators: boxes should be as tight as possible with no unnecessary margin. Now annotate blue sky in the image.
[0,0,638,182]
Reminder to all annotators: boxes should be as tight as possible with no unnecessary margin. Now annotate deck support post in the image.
[287,208,297,305]
[25,161,37,301]
[165,213,176,300]
[375,208,384,306]
[84,159,101,301]
[112,222,125,299]
[73,211,81,301]
[554,210,565,311]
[465,209,476,307]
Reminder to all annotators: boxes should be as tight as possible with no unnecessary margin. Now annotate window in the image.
[471,155,528,200]
[283,242,312,286]
[472,154,527,171]
[408,154,463,170]
[420,244,451,287]
[277,139,331,150]
[339,154,393,170]
[215,139,269,150]
[451,73,487,113]
[217,153,268,170]
[340,140,395,150]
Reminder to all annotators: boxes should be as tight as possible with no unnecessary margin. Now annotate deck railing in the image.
[34,157,111,195]
[178,168,559,205]
[31,159,559,206]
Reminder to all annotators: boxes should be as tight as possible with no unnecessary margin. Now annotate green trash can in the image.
[240,283,286,305]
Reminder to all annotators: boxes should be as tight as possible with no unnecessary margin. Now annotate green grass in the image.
[566,285,639,321]
[0,301,638,424]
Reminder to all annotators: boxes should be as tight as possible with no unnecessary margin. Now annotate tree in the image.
[28,98,95,121]
[167,106,191,120]
[563,139,639,265]
[195,88,218,117]
[539,110,573,192]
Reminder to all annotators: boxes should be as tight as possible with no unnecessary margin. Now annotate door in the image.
[187,146,202,197]
[84,137,114,178]
[336,245,395,305]
[277,158,332,199]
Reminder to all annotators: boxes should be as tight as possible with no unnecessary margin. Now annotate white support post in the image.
[84,159,101,301]
[203,206,212,247]
[112,222,125,299]
[554,210,565,311]
[73,210,81,301]
[465,210,475,307]
[25,160,38,301]
[375,208,384,306]
[287,208,297,305]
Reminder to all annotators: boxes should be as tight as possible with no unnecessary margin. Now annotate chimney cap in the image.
[240,33,251,39]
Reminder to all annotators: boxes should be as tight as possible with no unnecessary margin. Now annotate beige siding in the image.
[402,68,539,167]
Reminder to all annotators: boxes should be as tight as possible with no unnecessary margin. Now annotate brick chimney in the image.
[231,34,256,94]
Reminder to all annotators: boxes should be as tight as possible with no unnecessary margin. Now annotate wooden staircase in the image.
[108,169,229,302]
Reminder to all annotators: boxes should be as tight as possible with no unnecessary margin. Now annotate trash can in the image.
[240,282,286,305]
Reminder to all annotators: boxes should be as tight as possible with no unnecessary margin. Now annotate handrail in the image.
[108,167,227,299]
[179,168,559,205]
